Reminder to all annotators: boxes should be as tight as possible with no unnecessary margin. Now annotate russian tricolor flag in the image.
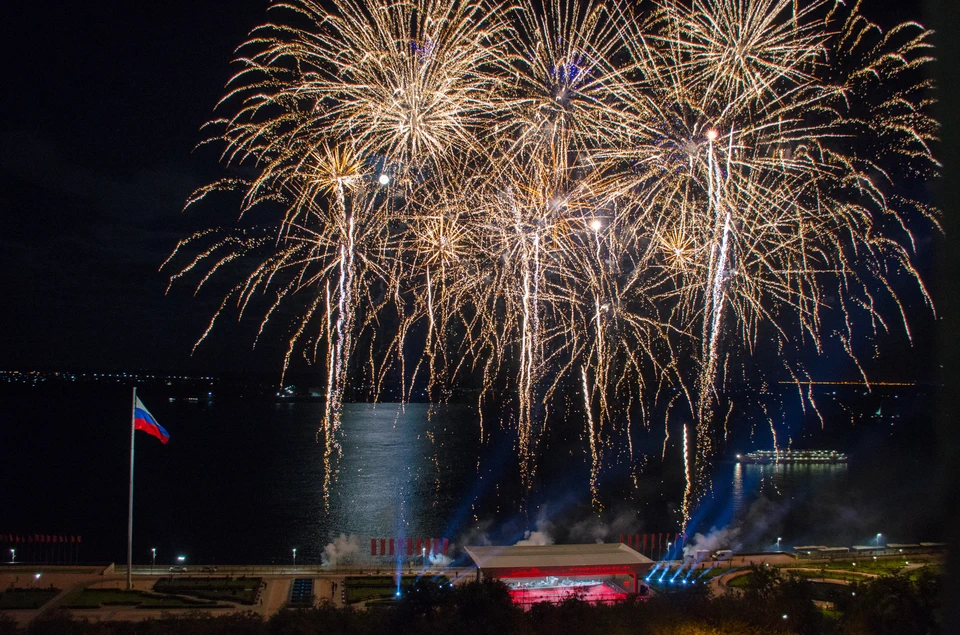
[134,397,169,444]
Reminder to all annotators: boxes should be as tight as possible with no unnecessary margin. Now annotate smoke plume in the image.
[322,533,360,567]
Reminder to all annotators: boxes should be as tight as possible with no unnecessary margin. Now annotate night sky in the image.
[0,0,942,378]
[1,1,271,372]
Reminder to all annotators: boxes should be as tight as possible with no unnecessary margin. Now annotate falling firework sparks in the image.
[168,0,939,516]
[681,423,692,523]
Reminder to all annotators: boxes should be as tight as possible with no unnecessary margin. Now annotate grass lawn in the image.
[908,564,941,581]
[137,594,222,609]
[62,589,144,608]
[695,566,741,580]
[787,559,923,576]
[726,573,754,588]
[344,576,448,604]
[181,589,256,604]
[153,577,261,605]
[154,577,261,591]
[0,589,60,610]
[783,569,871,583]
[62,589,225,609]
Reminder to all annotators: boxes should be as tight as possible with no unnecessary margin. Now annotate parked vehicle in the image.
[713,550,734,561]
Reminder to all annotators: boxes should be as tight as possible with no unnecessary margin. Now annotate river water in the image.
[0,388,942,565]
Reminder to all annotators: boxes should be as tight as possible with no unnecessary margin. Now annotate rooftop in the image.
[464,543,653,576]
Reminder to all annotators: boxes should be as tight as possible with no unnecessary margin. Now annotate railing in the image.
[118,564,475,577]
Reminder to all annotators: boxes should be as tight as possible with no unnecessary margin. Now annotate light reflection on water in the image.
[310,407,863,556]
[728,462,849,517]
[700,460,862,551]
[170,400,919,560]
[3,392,939,564]
[318,403,477,540]
[732,462,743,514]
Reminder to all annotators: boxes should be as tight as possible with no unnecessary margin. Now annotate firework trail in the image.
[167,0,938,517]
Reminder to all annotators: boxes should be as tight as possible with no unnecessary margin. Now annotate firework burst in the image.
[168,0,938,520]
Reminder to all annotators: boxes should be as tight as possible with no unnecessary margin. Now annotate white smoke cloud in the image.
[322,533,361,567]
[568,517,607,544]
[429,553,453,567]
[569,510,640,544]
[682,526,741,556]
[515,518,555,546]
[459,519,494,547]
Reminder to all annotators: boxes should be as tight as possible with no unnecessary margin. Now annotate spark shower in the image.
[166,0,939,520]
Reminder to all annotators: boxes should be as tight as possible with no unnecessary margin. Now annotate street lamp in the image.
[876,533,883,547]
[151,548,156,570]
[777,537,782,551]
[422,547,426,569]
[9,549,14,564]
[667,542,672,559]
[292,548,297,567]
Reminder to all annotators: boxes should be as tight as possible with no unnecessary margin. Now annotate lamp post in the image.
[151,548,156,572]
[777,537,782,551]
[422,547,426,570]
[292,548,297,568]
[667,542,672,560]
[9,549,14,564]
[876,533,882,547]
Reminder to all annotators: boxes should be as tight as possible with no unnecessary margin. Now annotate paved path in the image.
[261,576,291,615]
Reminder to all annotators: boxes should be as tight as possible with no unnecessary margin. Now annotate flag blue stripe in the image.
[134,406,170,440]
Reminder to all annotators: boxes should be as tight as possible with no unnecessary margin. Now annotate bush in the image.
[5,572,942,635]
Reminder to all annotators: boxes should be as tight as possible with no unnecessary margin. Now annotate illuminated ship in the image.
[735,450,847,464]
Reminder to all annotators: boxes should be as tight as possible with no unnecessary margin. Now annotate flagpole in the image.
[127,386,136,590]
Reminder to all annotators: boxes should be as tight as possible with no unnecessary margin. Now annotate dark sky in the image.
[0,0,939,377]
[1,1,273,371]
